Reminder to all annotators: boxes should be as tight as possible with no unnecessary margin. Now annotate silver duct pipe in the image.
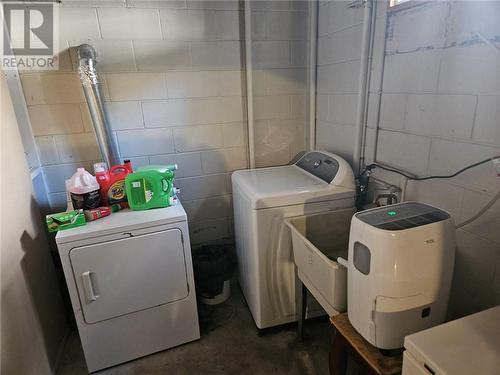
[77,44,120,167]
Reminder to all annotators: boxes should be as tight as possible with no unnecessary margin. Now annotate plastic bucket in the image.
[192,245,234,305]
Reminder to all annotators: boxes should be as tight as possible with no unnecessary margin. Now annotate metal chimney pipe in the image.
[77,44,120,167]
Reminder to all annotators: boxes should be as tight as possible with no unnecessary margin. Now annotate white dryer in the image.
[56,203,199,372]
[232,151,355,329]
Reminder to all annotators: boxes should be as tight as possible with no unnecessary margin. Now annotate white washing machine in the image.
[56,203,200,372]
[232,151,355,329]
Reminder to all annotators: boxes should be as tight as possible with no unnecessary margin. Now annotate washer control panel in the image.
[295,151,340,183]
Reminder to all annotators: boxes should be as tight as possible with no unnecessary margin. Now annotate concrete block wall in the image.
[316,0,387,164]
[376,1,500,319]
[22,0,247,245]
[317,0,500,319]
[250,1,308,167]
[315,0,364,163]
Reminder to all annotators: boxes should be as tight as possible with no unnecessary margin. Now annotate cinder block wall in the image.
[250,1,308,167]
[22,0,248,245]
[315,0,365,163]
[21,0,310,245]
[318,0,500,319]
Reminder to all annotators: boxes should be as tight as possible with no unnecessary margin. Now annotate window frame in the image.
[388,0,430,13]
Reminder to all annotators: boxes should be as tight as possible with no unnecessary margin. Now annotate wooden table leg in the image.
[329,328,348,375]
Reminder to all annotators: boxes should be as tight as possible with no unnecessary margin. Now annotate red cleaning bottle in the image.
[94,160,133,205]
[83,202,128,221]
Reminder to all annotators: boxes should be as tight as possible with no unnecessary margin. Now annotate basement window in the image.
[389,0,426,12]
[389,0,412,6]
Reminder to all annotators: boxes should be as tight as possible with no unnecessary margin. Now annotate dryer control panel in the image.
[295,151,339,183]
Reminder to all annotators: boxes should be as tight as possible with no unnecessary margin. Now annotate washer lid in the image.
[232,165,355,209]
[56,203,187,244]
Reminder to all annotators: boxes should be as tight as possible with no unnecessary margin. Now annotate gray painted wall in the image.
[1,72,68,374]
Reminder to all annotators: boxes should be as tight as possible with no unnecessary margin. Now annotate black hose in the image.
[363,155,498,181]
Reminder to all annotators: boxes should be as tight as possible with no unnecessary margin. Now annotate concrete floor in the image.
[57,285,332,375]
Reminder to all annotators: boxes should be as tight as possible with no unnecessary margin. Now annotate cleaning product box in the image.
[46,210,86,232]
[125,165,178,211]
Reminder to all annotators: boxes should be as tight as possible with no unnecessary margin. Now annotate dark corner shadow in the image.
[19,196,69,368]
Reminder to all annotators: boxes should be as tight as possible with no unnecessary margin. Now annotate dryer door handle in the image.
[82,271,99,302]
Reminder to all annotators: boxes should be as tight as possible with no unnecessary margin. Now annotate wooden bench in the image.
[329,313,403,375]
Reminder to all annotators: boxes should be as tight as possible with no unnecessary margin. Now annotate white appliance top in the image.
[232,151,355,209]
[404,305,500,375]
[355,201,451,231]
[56,203,187,244]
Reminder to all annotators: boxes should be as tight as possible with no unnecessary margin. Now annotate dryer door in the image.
[70,228,188,324]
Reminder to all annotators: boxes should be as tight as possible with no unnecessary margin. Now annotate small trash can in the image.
[192,245,234,305]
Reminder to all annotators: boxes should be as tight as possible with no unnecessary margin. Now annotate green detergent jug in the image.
[125,165,178,211]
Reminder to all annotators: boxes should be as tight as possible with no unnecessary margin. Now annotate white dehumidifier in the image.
[344,202,455,349]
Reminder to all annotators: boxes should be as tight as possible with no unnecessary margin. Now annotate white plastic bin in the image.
[285,208,355,316]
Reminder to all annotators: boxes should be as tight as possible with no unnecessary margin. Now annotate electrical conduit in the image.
[308,0,319,151]
[352,0,373,175]
[244,0,256,169]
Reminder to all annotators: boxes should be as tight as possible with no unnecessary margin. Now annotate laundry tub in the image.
[285,208,355,316]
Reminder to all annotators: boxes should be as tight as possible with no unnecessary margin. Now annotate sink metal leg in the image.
[297,281,307,341]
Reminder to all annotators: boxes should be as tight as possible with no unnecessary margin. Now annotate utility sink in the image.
[286,208,355,316]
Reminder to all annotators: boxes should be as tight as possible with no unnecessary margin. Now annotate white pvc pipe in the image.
[307,0,319,151]
[368,2,389,164]
[352,0,373,175]
[244,0,256,169]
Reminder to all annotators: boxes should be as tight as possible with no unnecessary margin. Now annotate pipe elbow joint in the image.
[77,44,97,62]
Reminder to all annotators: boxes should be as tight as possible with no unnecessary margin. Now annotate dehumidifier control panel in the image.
[295,151,340,183]
[356,202,450,231]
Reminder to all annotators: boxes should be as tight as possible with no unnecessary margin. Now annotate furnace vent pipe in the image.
[77,44,120,167]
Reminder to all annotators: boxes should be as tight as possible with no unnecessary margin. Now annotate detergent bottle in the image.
[125,165,178,211]
[94,160,133,205]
